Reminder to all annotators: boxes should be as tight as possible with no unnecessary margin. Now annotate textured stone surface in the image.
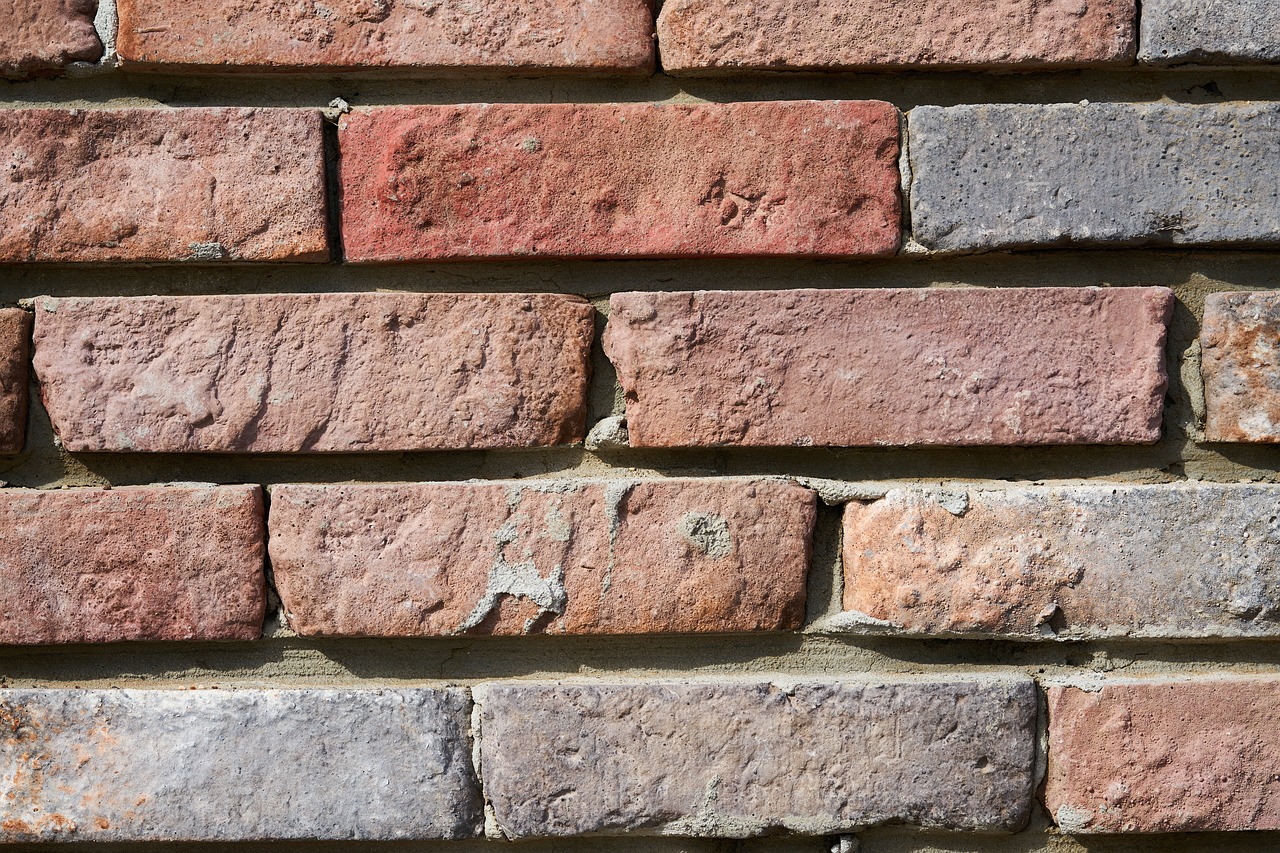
[270,478,815,637]
[1046,679,1280,832]
[339,101,901,261]
[117,0,654,72]
[0,109,327,263]
[841,485,1280,640]
[1,0,102,78]
[910,103,1280,252]
[0,688,481,841]
[31,293,594,452]
[1202,291,1280,442]
[1141,0,1280,64]
[0,486,264,645]
[0,309,31,453]
[658,0,1134,72]
[479,678,1037,837]
[605,287,1172,447]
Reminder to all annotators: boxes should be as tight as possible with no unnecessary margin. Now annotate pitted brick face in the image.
[1202,291,1280,442]
[1,0,102,78]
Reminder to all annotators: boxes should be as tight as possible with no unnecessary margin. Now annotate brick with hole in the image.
[1141,0,1280,64]
[1,0,102,78]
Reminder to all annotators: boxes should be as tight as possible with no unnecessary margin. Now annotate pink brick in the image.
[0,109,328,263]
[0,309,31,454]
[269,478,815,636]
[0,486,265,645]
[605,287,1173,447]
[339,101,901,261]
[1,0,102,78]
[117,0,653,73]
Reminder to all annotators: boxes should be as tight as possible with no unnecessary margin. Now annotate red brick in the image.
[0,485,265,645]
[0,309,32,454]
[269,478,815,636]
[658,0,1135,72]
[0,109,328,263]
[1201,291,1280,442]
[31,293,594,453]
[1046,680,1280,832]
[605,287,1172,447]
[117,0,654,73]
[1,0,102,78]
[339,101,901,261]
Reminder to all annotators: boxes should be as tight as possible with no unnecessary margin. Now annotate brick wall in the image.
[3,2,1280,851]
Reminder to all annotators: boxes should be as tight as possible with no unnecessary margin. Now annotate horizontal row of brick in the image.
[4,102,1280,262]
[7,0,1278,77]
[7,480,1280,644]
[0,288,1277,453]
[3,677,1276,841]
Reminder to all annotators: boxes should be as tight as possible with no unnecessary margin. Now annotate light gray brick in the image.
[1141,0,1280,64]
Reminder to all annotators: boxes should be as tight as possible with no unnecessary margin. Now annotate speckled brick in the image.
[339,101,901,261]
[31,293,594,452]
[1,0,101,78]
[658,0,1134,72]
[0,109,328,263]
[1202,291,1280,442]
[1141,0,1280,64]
[0,688,481,842]
[909,103,1280,252]
[0,486,265,645]
[605,287,1172,447]
[0,309,31,453]
[478,678,1037,838]
[269,478,815,636]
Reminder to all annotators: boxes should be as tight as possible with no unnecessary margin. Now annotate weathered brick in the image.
[31,293,594,452]
[605,287,1172,448]
[1,0,102,78]
[1046,679,1280,832]
[0,109,328,263]
[270,478,815,637]
[339,101,901,261]
[0,309,31,453]
[479,678,1037,837]
[1201,291,1280,442]
[909,103,1280,252]
[117,0,654,73]
[658,0,1134,72]
[841,485,1280,640]
[0,485,264,645]
[1141,0,1280,64]
[0,688,480,841]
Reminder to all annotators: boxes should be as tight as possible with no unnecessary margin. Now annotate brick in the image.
[0,309,31,453]
[909,103,1280,252]
[117,0,653,73]
[658,0,1134,72]
[0,109,327,263]
[0,485,264,645]
[270,478,815,637]
[0,687,480,841]
[1,0,102,78]
[339,101,901,262]
[478,678,1037,837]
[1202,291,1280,442]
[31,293,593,453]
[841,485,1280,640]
[1141,0,1280,64]
[605,287,1172,448]
[1046,679,1280,832]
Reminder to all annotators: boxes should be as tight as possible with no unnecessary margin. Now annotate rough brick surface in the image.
[0,109,328,263]
[0,486,265,645]
[658,0,1134,72]
[0,309,32,454]
[841,485,1280,640]
[1046,680,1280,832]
[0,688,481,841]
[339,101,901,261]
[479,679,1037,837]
[910,103,1280,252]
[31,293,594,453]
[1202,291,1280,442]
[605,287,1172,448]
[270,478,815,637]
[1,0,102,78]
[117,0,654,72]
[1141,0,1280,64]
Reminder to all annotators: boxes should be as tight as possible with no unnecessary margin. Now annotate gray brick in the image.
[1141,0,1280,64]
